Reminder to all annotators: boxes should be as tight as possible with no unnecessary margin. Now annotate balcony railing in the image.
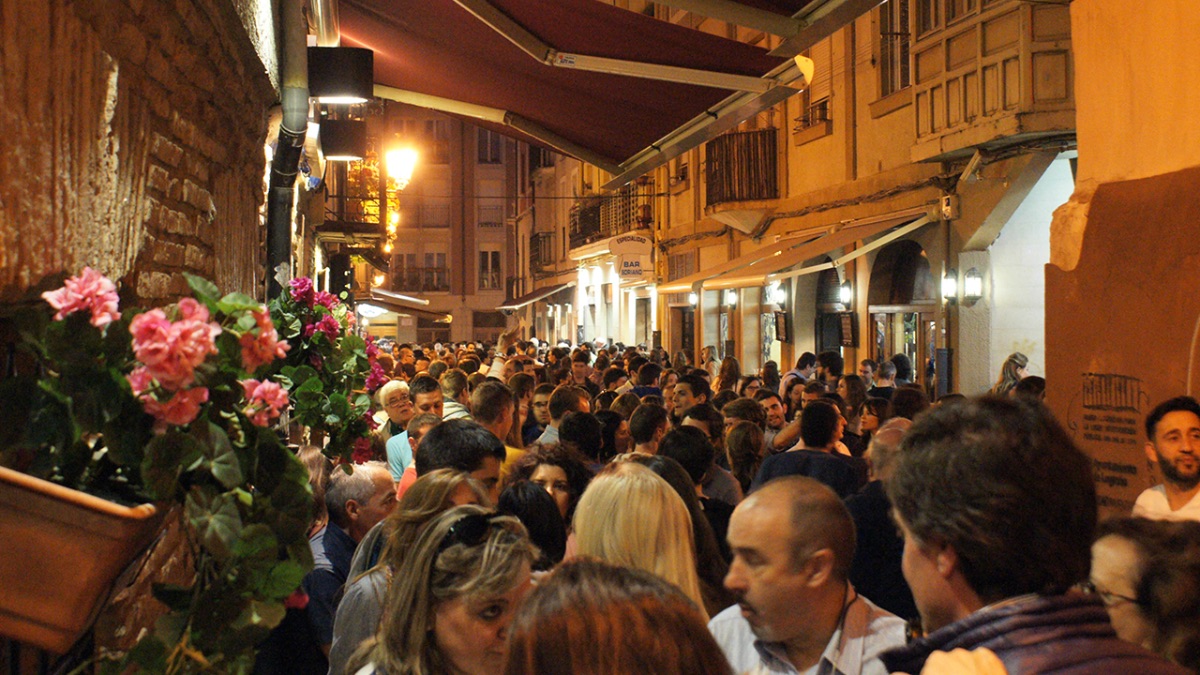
[478,204,504,227]
[531,231,556,270]
[392,267,450,293]
[420,203,451,227]
[569,181,654,249]
[705,128,778,208]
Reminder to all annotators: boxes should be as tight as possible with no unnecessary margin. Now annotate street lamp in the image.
[386,148,418,191]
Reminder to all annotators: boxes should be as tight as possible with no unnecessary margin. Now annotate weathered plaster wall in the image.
[0,0,277,304]
[1046,0,1200,516]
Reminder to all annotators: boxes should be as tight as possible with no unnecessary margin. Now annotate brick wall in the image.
[0,0,277,304]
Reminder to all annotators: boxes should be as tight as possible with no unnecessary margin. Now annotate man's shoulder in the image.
[707,605,759,670]
[1133,484,1169,516]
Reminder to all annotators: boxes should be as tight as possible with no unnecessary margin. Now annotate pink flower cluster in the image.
[41,267,121,328]
[241,379,290,427]
[364,361,388,393]
[289,277,314,306]
[304,314,342,342]
[314,291,339,310]
[240,309,290,372]
[351,437,374,464]
[128,298,222,427]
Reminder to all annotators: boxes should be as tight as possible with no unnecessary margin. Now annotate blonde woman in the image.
[348,505,537,675]
[989,352,1029,397]
[571,460,707,618]
[329,470,490,675]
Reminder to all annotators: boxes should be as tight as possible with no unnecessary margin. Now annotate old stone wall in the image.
[0,0,277,304]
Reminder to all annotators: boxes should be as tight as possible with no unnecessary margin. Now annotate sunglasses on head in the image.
[435,513,504,558]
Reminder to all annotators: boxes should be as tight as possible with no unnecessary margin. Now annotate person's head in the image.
[724,476,856,645]
[888,386,930,421]
[595,409,632,460]
[673,374,710,416]
[682,402,724,444]
[548,385,590,424]
[888,397,1097,633]
[753,390,786,430]
[1143,396,1200,491]
[836,374,868,415]
[799,400,841,450]
[325,461,397,542]
[440,368,471,406]
[815,351,844,381]
[427,360,449,381]
[858,397,890,435]
[572,462,705,615]
[530,383,555,426]
[366,506,537,675]
[602,366,628,391]
[801,380,827,409]
[558,411,604,462]
[629,403,670,448]
[506,443,593,523]
[658,426,715,486]
[637,362,663,387]
[498,481,567,570]
[722,397,767,434]
[716,357,741,388]
[1126,520,1200,671]
[379,469,490,573]
[1090,518,1174,652]
[890,353,913,382]
[876,360,897,384]
[410,374,444,418]
[407,413,442,458]
[378,379,414,426]
[1011,375,1045,401]
[416,419,507,502]
[795,352,817,376]
[859,359,877,383]
[508,372,535,406]
[725,420,764,491]
[701,345,716,363]
[471,380,515,441]
[504,559,732,675]
[999,352,1030,385]
[570,350,591,382]
[710,389,739,412]
[610,391,642,420]
[737,376,763,399]
[592,390,619,412]
[659,368,681,390]
[865,418,910,482]
[299,445,333,532]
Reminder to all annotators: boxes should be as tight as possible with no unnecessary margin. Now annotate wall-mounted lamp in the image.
[942,268,958,304]
[308,47,374,104]
[688,292,698,306]
[838,280,852,305]
[723,289,737,307]
[964,268,983,303]
[319,119,367,161]
[768,281,787,306]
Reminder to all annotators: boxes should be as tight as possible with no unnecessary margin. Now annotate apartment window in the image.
[916,0,941,35]
[424,252,448,291]
[423,119,449,164]
[946,0,976,22]
[880,0,911,97]
[479,250,502,290]
[477,129,502,164]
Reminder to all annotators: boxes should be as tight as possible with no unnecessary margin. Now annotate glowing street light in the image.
[386,148,418,190]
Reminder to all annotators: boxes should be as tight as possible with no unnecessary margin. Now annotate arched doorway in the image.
[814,264,847,354]
[868,241,938,396]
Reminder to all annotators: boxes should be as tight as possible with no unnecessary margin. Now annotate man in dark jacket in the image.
[881,397,1189,674]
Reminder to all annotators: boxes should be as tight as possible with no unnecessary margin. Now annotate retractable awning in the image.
[664,207,936,293]
[498,281,576,311]
[360,289,454,322]
[339,0,877,188]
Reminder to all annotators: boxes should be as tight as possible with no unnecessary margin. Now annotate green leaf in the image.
[191,422,243,489]
[262,561,308,599]
[184,273,221,303]
[217,292,263,315]
[142,430,204,500]
[232,524,278,560]
[230,599,287,632]
[235,312,257,332]
[122,633,169,672]
[185,488,244,561]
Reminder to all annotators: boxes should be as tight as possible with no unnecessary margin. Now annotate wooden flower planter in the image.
[0,466,163,654]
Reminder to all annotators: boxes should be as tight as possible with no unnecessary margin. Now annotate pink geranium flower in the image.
[240,378,290,427]
[142,387,210,427]
[240,309,290,372]
[289,277,314,306]
[313,291,338,310]
[41,267,121,328]
[364,361,388,393]
[129,301,221,391]
[303,314,341,342]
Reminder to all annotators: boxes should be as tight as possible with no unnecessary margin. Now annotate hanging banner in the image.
[611,235,652,282]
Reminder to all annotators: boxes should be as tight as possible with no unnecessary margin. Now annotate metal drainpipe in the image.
[265,0,310,299]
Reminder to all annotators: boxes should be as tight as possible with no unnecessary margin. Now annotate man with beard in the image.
[1134,396,1200,521]
[710,476,905,674]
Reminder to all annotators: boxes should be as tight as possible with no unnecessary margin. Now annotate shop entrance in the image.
[868,240,938,396]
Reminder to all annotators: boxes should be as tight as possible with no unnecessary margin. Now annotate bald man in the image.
[710,476,905,674]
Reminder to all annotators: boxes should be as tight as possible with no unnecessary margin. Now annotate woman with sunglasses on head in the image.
[329,470,490,675]
[348,504,537,675]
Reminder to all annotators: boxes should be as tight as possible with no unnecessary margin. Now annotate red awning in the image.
[339,0,864,188]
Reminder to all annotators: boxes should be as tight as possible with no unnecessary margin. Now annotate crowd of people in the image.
[252,335,1200,675]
